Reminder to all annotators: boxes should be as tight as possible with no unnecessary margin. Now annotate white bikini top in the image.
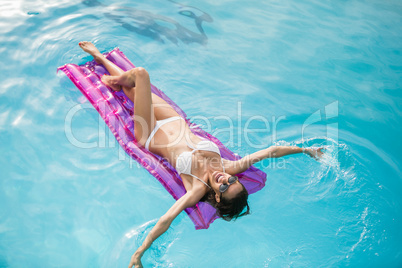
[176,140,225,189]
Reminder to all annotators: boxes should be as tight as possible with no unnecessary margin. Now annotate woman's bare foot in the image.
[101,75,122,91]
[79,41,104,64]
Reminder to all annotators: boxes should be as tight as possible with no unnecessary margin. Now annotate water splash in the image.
[102,218,183,267]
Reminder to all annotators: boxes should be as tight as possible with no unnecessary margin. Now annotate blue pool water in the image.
[1,0,402,267]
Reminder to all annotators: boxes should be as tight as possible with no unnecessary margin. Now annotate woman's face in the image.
[209,171,243,202]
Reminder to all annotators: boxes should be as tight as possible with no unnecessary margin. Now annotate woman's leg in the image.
[79,41,124,77]
[79,41,134,99]
[79,41,156,146]
[111,67,156,146]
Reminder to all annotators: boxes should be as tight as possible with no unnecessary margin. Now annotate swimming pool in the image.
[1,0,401,267]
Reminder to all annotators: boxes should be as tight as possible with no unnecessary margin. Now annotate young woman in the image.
[78,41,323,268]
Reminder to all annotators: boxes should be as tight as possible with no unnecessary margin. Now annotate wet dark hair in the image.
[201,182,250,221]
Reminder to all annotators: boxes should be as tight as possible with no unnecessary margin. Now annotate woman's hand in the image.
[304,147,324,160]
[128,251,143,268]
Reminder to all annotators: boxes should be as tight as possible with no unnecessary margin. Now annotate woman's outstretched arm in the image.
[128,189,205,268]
[224,146,323,175]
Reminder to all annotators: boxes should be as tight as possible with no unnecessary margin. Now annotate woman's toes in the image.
[101,74,109,84]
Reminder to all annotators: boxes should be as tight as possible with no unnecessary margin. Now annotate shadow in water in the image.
[82,0,213,45]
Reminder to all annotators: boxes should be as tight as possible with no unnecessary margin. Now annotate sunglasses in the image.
[219,176,238,193]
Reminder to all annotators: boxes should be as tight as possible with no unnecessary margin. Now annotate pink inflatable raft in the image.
[58,48,266,229]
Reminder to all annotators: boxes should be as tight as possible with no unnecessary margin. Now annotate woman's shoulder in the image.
[181,185,208,207]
